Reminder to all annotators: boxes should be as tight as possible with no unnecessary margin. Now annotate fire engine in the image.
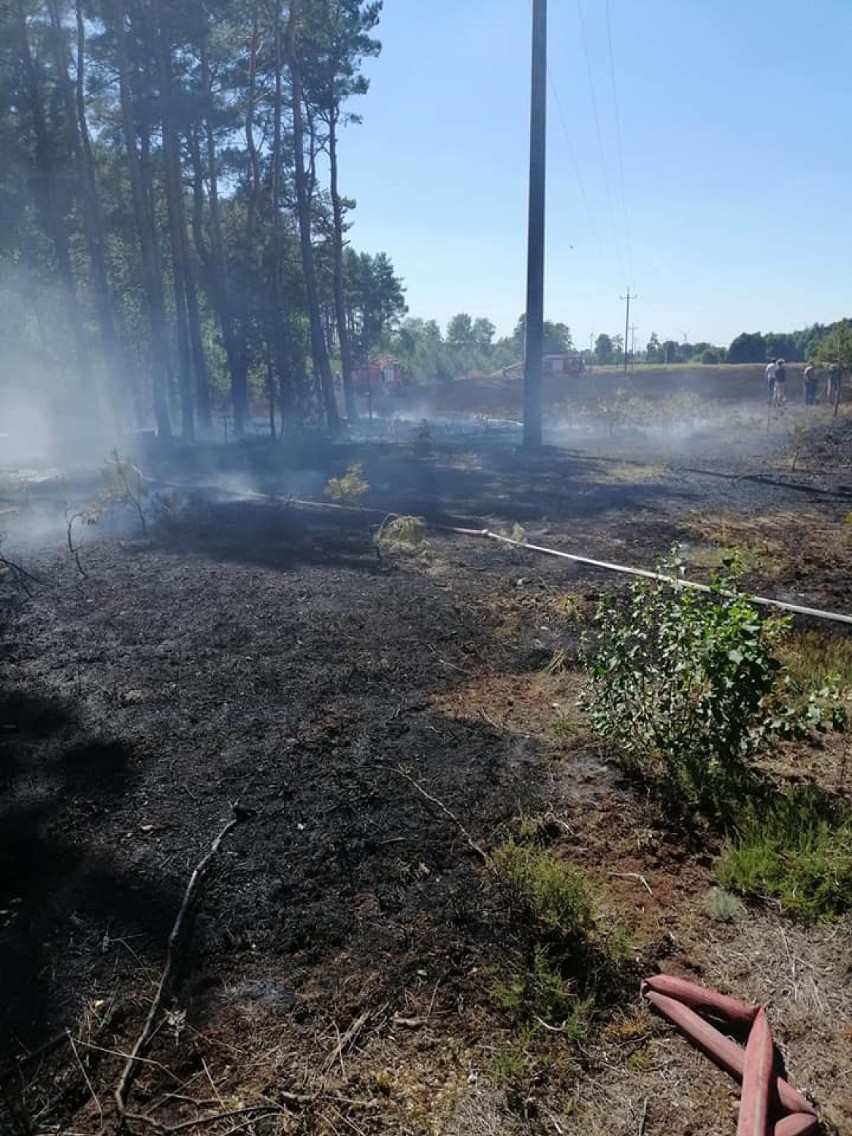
[543,352,585,376]
[501,353,586,380]
[351,359,405,396]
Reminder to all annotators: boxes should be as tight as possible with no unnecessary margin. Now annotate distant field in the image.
[400,363,790,416]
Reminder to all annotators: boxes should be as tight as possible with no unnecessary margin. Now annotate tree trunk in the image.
[328,106,357,420]
[285,0,340,434]
[15,0,93,405]
[44,0,128,429]
[114,0,172,439]
[152,0,194,439]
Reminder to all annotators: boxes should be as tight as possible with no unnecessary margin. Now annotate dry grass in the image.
[680,506,850,577]
[433,671,590,753]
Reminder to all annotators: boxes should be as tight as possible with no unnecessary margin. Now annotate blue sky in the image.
[337,0,852,351]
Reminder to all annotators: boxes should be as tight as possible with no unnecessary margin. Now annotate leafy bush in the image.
[488,839,594,942]
[325,462,369,506]
[718,785,852,921]
[581,556,840,818]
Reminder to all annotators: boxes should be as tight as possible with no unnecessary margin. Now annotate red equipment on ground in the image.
[640,974,818,1135]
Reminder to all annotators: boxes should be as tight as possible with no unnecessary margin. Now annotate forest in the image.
[2,0,849,450]
[0,0,411,441]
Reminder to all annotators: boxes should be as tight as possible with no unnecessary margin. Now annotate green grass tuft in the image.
[718,784,852,922]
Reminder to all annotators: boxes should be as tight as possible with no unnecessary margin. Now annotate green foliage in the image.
[488,840,594,942]
[325,462,369,506]
[718,785,852,921]
[812,319,852,375]
[493,947,575,1025]
[594,333,614,365]
[703,887,746,924]
[581,555,841,817]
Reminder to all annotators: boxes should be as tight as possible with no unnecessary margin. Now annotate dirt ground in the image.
[1,373,850,1135]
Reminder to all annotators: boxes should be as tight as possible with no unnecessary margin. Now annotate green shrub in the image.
[581,555,839,819]
[488,840,594,942]
[325,462,369,506]
[493,948,596,1035]
[718,785,852,922]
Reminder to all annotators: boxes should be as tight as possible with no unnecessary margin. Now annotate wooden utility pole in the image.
[523,0,547,447]
[620,288,636,374]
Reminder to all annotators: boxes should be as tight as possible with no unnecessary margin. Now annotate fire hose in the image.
[640,974,818,1135]
[141,476,852,628]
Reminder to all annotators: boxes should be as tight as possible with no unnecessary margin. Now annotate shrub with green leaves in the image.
[581,555,839,818]
[718,784,852,921]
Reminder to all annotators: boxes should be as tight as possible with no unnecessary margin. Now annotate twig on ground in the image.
[67,1031,103,1133]
[388,765,488,862]
[608,871,654,897]
[124,1104,291,1133]
[115,810,245,1122]
[322,1009,371,1076]
[637,1096,648,1136]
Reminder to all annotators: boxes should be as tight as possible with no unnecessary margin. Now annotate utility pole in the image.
[630,323,638,370]
[620,288,636,374]
[523,0,546,447]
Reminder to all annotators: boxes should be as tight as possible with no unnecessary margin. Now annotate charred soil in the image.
[1,405,850,1135]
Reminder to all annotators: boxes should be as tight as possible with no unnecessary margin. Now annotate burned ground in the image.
[1,385,850,1135]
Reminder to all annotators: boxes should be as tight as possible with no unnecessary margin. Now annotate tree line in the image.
[0,0,409,440]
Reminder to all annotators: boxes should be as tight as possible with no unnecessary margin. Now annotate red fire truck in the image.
[351,359,405,396]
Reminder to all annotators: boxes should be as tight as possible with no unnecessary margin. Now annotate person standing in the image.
[765,358,777,403]
[774,358,787,404]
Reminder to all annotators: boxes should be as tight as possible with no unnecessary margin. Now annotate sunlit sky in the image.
[337,0,852,351]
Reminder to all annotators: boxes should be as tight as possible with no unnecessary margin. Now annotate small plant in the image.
[494,947,576,1025]
[325,462,369,506]
[548,711,583,744]
[703,887,746,924]
[65,503,103,578]
[544,648,571,675]
[718,784,852,922]
[488,839,594,942]
[375,514,427,550]
[105,450,148,536]
[581,553,840,819]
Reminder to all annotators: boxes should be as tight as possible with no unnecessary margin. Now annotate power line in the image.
[575,0,627,286]
[546,65,607,267]
[604,0,634,288]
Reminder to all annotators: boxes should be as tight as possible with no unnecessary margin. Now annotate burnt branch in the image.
[114,808,246,1124]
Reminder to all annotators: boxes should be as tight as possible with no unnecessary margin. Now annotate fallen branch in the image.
[0,550,42,594]
[609,871,654,897]
[388,766,488,862]
[115,810,244,1123]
